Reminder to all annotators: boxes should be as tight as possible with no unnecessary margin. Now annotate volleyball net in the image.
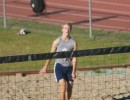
[0,46,130,100]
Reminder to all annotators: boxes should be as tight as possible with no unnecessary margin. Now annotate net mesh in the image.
[0,61,130,100]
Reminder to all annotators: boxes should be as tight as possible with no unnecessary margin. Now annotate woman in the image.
[39,23,77,100]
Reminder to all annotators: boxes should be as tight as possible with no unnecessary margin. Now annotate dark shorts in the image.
[54,63,73,82]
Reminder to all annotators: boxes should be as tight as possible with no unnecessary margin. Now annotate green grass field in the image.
[0,17,130,72]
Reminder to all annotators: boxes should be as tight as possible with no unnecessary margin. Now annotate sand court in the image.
[0,68,130,100]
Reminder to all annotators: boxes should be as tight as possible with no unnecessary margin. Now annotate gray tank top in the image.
[55,37,75,67]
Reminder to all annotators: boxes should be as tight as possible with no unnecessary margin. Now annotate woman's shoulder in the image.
[70,37,76,43]
[53,36,62,45]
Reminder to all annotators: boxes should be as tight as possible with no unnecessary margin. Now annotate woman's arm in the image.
[71,42,77,78]
[39,39,58,74]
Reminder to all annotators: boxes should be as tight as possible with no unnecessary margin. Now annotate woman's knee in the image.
[59,79,66,86]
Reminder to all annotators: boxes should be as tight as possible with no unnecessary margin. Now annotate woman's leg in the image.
[65,81,73,100]
[59,79,67,100]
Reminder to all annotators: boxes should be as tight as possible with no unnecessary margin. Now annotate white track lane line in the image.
[1,3,130,18]
[0,12,129,32]
[0,1,130,31]
[92,0,130,7]
[1,2,130,16]
[81,0,130,7]
[1,4,130,23]
[0,12,129,29]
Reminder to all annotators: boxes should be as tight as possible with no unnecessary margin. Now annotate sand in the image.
[0,68,130,100]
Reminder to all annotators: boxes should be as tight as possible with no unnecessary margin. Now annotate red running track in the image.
[0,0,130,32]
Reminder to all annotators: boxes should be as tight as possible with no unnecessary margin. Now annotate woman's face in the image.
[62,24,71,37]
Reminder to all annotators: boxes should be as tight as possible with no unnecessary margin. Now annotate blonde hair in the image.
[62,23,72,31]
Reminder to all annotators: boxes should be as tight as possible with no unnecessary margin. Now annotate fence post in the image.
[3,0,7,28]
[89,0,92,38]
